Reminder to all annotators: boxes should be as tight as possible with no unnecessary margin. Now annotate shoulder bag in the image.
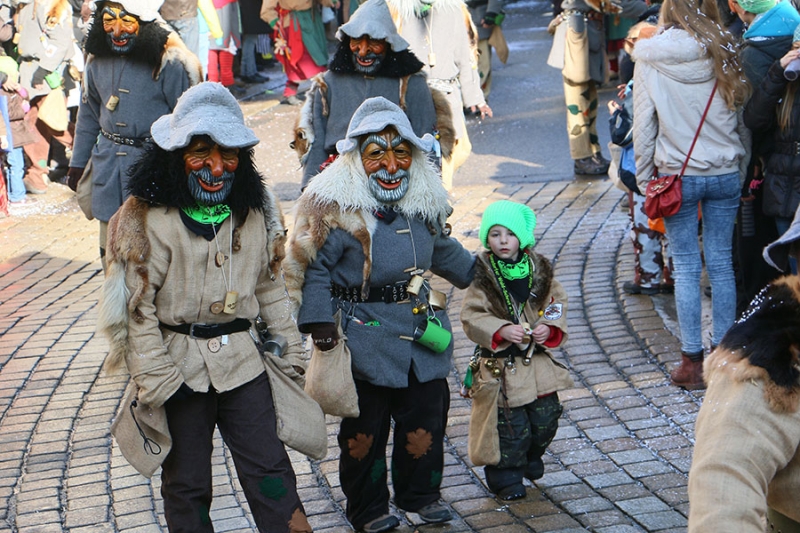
[644,81,717,220]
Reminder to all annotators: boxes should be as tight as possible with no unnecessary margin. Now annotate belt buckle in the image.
[189,323,199,338]
[383,285,394,304]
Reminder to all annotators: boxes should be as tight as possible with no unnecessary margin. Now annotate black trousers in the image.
[484,393,562,492]
[338,373,449,530]
[161,372,306,533]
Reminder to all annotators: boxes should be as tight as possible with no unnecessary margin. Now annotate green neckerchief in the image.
[489,253,534,322]
[181,204,231,225]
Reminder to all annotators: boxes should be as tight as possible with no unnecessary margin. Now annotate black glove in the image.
[167,383,195,403]
[307,322,339,351]
[31,66,50,88]
[67,166,84,192]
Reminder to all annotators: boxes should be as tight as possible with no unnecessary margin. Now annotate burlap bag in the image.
[467,374,501,466]
[111,382,171,478]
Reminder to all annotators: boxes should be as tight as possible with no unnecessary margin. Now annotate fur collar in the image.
[707,275,800,413]
[84,12,202,84]
[473,250,554,321]
[329,37,425,78]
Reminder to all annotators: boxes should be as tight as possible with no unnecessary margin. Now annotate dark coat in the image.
[239,0,272,35]
[741,34,793,87]
[744,60,800,219]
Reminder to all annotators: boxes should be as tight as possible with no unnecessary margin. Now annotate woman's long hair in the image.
[660,0,751,108]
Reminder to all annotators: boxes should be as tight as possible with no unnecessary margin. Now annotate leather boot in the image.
[670,351,705,390]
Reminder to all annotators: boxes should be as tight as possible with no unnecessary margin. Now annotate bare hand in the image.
[617,83,627,99]
[780,47,800,69]
[471,103,493,119]
[498,324,526,344]
[531,324,551,344]
[607,100,621,114]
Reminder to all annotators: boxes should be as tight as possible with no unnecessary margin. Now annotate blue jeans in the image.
[241,34,258,78]
[663,173,740,354]
[6,147,25,202]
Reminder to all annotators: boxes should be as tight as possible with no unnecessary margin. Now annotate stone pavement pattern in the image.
[0,176,704,533]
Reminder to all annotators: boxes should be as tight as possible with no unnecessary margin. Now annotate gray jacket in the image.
[16,0,75,98]
[302,71,436,186]
[466,0,504,41]
[297,214,475,388]
[72,55,193,222]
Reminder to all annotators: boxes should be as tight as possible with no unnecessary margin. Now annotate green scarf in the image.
[182,204,231,225]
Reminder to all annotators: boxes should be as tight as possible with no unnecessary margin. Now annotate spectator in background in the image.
[207,0,242,92]
[387,0,492,191]
[161,0,201,57]
[261,0,333,105]
[466,0,507,102]
[15,0,75,195]
[0,56,36,206]
[68,0,202,264]
[633,0,750,390]
[198,0,223,77]
[239,0,271,84]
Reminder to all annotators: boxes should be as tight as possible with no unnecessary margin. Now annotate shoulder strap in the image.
[679,80,718,178]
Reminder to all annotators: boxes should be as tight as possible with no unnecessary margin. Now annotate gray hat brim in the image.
[764,206,800,272]
[94,0,163,22]
[335,96,434,155]
[150,82,260,151]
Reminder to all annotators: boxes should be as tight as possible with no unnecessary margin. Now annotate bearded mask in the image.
[101,2,140,54]
[183,136,240,206]
[349,35,388,74]
[360,127,412,204]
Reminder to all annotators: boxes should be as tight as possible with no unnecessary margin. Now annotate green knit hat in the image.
[736,0,777,14]
[479,200,537,250]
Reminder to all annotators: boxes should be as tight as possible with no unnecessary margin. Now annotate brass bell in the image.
[484,358,494,368]
[491,366,502,377]
[412,304,428,315]
[522,357,532,366]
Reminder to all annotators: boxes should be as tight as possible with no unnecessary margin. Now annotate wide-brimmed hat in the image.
[151,82,259,151]
[764,206,800,271]
[337,0,409,52]
[94,0,164,22]
[335,96,434,155]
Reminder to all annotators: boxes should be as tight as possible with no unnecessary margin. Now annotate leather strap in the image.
[679,80,718,178]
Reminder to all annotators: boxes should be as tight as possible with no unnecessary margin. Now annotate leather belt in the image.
[159,318,252,339]
[101,129,152,147]
[331,282,409,304]
[774,141,800,156]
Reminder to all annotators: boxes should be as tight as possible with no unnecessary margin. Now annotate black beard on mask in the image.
[352,51,385,74]
[106,32,137,54]
[368,168,409,204]
[187,167,236,206]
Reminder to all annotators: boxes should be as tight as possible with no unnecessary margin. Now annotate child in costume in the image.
[460,200,573,500]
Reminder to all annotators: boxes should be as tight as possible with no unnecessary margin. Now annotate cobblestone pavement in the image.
[0,1,708,530]
[0,173,704,533]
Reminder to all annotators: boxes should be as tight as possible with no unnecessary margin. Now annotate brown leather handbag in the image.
[644,81,718,220]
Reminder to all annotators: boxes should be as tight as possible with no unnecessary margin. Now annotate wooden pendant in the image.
[105,95,119,111]
[223,291,238,314]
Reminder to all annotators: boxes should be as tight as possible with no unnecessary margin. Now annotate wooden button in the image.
[207,337,221,353]
[210,301,225,314]
[215,252,226,267]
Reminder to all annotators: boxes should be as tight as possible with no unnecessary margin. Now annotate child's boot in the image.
[485,466,526,501]
[524,457,545,481]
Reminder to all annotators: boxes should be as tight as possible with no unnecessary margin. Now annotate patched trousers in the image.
[563,77,600,160]
[161,372,310,533]
[338,373,449,530]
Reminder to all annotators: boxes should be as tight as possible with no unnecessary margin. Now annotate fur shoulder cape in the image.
[473,250,555,322]
[284,149,452,308]
[705,275,800,413]
[97,189,287,374]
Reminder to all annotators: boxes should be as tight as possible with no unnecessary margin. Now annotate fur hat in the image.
[764,206,800,271]
[151,82,259,151]
[335,96,435,155]
[338,0,409,52]
[479,200,537,250]
[736,0,778,14]
[94,0,164,22]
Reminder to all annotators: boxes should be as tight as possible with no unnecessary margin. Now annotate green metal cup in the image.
[413,317,452,353]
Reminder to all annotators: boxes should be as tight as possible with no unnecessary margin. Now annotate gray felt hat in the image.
[764,206,800,272]
[151,82,259,151]
[94,0,163,22]
[337,0,409,52]
[336,96,435,155]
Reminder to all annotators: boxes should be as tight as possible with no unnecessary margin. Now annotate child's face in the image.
[487,225,520,260]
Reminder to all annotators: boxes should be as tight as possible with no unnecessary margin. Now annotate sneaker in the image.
[496,483,526,501]
[9,196,38,205]
[416,502,452,524]
[623,281,674,295]
[360,514,399,533]
[280,95,303,106]
[23,179,47,194]
[573,154,610,175]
